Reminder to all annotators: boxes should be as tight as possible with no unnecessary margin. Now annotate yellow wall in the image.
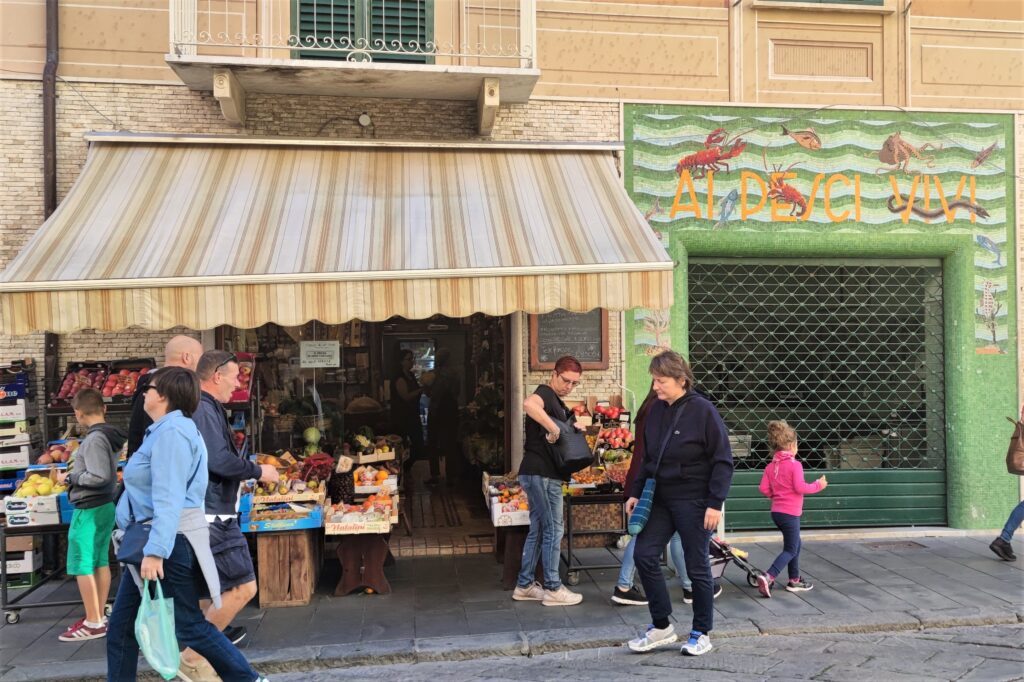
[0,0,1021,109]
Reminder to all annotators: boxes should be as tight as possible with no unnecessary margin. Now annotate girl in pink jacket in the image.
[755,420,827,598]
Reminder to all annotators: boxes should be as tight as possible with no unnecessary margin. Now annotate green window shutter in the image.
[369,0,428,63]
[294,0,430,63]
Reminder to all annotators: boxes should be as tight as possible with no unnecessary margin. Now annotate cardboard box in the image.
[491,505,530,527]
[0,444,33,471]
[324,519,393,535]
[6,510,62,527]
[250,490,326,505]
[0,421,29,439]
[4,493,61,514]
[4,535,39,553]
[0,399,35,423]
[354,477,398,495]
[4,550,42,574]
[353,451,397,465]
[241,507,323,533]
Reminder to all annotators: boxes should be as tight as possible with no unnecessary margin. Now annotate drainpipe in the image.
[43,0,58,218]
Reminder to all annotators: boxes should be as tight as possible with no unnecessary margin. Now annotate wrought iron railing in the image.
[169,0,536,68]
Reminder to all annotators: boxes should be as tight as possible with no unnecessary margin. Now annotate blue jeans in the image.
[634,494,714,634]
[517,474,565,591]
[617,533,690,590]
[106,535,257,681]
[1000,500,1024,542]
[767,511,802,582]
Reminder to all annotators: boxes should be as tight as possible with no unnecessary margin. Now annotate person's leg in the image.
[540,477,566,592]
[75,575,103,624]
[95,566,112,617]
[616,536,637,590]
[204,582,257,630]
[766,512,798,580]
[786,517,802,582]
[105,569,142,680]
[1000,500,1024,542]
[516,475,549,588]
[92,503,115,620]
[633,500,677,628]
[668,532,691,590]
[673,499,714,635]
[163,536,257,681]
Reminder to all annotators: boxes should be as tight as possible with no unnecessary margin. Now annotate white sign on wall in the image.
[300,341,340,368]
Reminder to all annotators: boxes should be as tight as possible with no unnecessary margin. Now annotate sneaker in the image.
[786,578,814,592]
[990,537,1017,562]
[756,573,773,599]
[222,625,247,645]
[627,624,678,653]
[58,619,106,642]
[680,630,713,656]
[542,585,583,606]
[512,582,545,601]
[712,581,723,599]
[176,657,221,682]
[611,585,648,606]
[681,588,693,604]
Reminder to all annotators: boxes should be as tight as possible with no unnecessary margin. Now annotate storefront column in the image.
[510,312,525,472]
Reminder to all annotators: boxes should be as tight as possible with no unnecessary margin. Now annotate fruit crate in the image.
[230,352,255,404]
[106,358,155,403]
[50,362,111,408]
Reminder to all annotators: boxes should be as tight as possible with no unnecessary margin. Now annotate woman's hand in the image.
[703,508,722,532]
[545,429,560,444]
[625,497,639,515]
[140,556,164,581]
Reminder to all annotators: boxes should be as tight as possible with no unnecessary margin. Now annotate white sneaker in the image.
[541,585,583,606]
[512,582,545,601]
[680,630,713,656]
[627,624,678,653]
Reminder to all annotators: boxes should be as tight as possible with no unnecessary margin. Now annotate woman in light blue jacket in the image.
[106,367,263,681]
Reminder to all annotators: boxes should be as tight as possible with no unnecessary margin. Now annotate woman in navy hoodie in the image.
[625,351,733,657]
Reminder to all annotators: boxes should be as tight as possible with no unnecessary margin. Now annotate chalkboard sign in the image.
[529,309,609,371]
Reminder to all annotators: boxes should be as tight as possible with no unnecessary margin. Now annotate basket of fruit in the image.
[52,362,111,407]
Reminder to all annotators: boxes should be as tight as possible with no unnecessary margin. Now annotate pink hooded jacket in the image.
[758,451,824,516]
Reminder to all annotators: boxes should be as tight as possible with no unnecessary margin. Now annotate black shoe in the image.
[712,581,723,599]
[611,585,648,606]
[223,625,247,645]
[682,588,693,604]
[990,537,1017,561]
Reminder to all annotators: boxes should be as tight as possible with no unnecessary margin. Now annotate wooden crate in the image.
[255,529,322,608]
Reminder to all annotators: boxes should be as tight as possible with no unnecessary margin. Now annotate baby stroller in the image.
[710,536,765,587]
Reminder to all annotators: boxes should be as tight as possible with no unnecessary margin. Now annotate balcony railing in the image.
[169,0,536,69]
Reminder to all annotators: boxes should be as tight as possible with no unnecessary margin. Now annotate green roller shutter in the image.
[294,0,430,63]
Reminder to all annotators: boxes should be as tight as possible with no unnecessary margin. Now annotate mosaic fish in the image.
[781,125,821,150]
[975,234,1003,265]
[970,142,997,169]
[715,189,739,229]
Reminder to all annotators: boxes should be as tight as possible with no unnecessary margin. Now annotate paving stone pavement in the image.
[269,624,1024,681]
[0,533,1021,681]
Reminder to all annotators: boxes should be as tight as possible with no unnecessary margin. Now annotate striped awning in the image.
[0,134,673,334]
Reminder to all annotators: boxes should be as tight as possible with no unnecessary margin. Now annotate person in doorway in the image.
[106,367,264,681]
[513,355,585,607]
[989,404,1024,562]
[178,350,279,682]
[126,335,204,459]
[391,349,426,479]
[625,350,733,656]
[56,389,126,642]
[425,347,461,485]
[755,420,827,598]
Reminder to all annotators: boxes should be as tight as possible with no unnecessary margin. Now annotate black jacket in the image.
[191,391,261,515]
[125,373,153,459]
[629,392,734,510]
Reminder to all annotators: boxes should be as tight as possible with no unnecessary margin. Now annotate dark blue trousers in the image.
[767,511,802,581]
[634,493,714,634]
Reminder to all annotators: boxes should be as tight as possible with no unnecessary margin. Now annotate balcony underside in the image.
[166,55,540,103]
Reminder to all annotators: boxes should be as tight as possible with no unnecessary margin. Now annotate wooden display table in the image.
[334,534,393,596]
[256,529,322,608]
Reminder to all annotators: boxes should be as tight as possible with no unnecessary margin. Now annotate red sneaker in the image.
[58,619,107,642]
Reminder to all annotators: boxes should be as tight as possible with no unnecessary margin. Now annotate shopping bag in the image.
[1007,416,1024,476]
[135,579,179,680]
[551,419,593,477]
[627,478,656,536]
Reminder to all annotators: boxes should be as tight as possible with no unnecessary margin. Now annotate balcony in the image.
[167,0,540,131]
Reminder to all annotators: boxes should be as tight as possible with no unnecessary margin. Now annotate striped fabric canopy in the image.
[0,134,673,334]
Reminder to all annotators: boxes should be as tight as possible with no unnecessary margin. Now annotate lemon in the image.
[36,482,53,495]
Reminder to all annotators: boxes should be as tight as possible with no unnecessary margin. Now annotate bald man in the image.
[125,335,204,457]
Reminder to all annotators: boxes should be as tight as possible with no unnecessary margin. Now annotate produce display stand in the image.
[325,503,399,596]
[560,492,626,587]
[1,522,117,624]
[255,528,322,608]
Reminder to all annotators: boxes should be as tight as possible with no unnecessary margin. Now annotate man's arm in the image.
[192,403,261,481]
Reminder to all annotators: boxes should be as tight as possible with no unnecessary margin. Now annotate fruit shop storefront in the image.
[622,104,1020,531]
[0,133,672,601]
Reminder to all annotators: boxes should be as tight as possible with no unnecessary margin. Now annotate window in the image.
[766,0,884,5]
[295,0,431,63]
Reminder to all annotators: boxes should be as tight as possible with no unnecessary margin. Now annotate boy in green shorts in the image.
[56,388,126,642]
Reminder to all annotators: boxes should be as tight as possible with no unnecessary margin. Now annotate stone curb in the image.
[5,612,1021,682]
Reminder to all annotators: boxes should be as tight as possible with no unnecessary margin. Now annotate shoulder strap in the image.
[651,402,689,473]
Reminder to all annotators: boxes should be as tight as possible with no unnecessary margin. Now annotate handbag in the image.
[551,417,594,477]
[135,579,180,680]
[116,460,201,565]
[627,402,688,535]
[1007,415,1024,476]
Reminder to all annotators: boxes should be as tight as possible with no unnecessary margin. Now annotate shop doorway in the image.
[686,259,947,529]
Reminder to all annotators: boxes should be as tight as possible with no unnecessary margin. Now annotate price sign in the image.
[300,341,340,368]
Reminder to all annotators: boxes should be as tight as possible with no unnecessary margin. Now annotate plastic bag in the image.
[135,579,179,680]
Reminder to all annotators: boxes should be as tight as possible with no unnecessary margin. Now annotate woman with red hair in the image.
[512,356,585,607]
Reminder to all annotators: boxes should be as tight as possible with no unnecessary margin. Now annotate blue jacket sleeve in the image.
[143,427,194,558]
[192,401,260,482]
[703,403,734,511]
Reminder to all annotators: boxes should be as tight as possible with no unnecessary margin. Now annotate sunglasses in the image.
[215,354,238,373]
[558,374,581,388]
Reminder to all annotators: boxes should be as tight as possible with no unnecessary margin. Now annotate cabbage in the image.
[303,427,322,444]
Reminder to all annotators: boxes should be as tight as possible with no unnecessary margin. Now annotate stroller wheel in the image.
[747,571,763,588]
